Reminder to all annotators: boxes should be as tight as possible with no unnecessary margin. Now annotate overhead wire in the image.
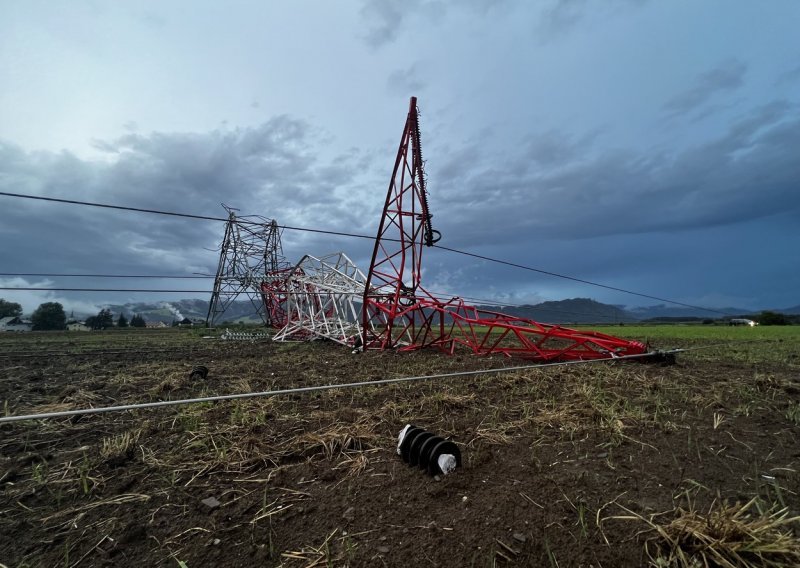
[433,244,732,316]
[0,287,652,322]
[0,272,633,320]
[0,273,212,279]
[0,190,731,316]
[0,287,211,293]
[0,191,373,239]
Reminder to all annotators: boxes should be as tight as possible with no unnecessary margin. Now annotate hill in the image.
[625,304,754,320]
[100,299,262,325]
[81,297,798,326]
[476,297,636,324]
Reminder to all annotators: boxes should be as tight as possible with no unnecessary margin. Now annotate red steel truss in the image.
[361,97,648,361]
[260,267,297,329]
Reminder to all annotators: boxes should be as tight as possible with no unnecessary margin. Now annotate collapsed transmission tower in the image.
[272,253,370,346]
[206,206,289,326]
[361,97,648,361]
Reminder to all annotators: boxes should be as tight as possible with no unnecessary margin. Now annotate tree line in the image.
[1,299,149,330]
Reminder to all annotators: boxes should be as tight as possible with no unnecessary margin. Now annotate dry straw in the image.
[612,498,800,567]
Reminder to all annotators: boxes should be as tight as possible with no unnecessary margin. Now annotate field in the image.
[1,325,799,567]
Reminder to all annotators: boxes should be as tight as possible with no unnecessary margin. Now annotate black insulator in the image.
[397,425,461,476]
[399,426,424,463]
[427,440,462,476]
[417,435,445,470]
[408,432,436,467]
[189,365,209,380]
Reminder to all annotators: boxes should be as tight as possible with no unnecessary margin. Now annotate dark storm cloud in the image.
[538,0,584,36]
[359,0,417,48]
[386,63,426,95]
[0,116,380,296]
[3,100,798,312]
[430,100,800,249]
[535,0,647,43]
[663,59,747,116]
[358,0,507,48]
[519,129,602,169]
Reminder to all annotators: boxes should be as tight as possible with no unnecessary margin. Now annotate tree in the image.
[99,309,114,329]
[130,314,147,328]
[31,302,66,331]
[88,308,114,330]
[758,311,789,326]
[117,313,129,328]
[0,299,23,318]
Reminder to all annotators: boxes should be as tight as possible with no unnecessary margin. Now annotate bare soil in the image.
[1,329,799,567]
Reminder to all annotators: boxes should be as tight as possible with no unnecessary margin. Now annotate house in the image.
[145,321,168,328]
[0,316,33,332]
[67,322,90,331]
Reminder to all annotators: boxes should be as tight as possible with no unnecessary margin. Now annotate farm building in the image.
[0,316,33,332]
[67,322,90,331]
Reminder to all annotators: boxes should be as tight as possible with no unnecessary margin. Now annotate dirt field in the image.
[1,326,799,567]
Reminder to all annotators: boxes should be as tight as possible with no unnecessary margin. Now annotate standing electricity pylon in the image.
[206,206,288,326]
[361,98,648,361]
[272,253,370,346]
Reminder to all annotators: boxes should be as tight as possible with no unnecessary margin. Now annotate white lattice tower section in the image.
[273,253,372,346]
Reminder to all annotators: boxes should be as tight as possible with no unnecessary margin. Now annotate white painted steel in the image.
[273,253,369,346]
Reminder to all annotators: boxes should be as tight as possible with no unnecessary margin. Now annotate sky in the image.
[1,0,799,317]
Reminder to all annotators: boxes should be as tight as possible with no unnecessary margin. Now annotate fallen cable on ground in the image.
[0,350,683,424]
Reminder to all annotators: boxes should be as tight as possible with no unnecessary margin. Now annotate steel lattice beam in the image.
[273,253,371,346]
[361,97,648,361]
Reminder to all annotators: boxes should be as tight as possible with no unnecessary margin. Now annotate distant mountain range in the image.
[99,299,259,325]
[473,298,636,324]
[80,297,799,326]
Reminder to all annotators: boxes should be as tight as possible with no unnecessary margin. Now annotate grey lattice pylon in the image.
[206,206,288,326]
[273,253,376,346]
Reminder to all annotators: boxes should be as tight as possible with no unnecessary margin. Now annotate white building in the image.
[0,316,33,332]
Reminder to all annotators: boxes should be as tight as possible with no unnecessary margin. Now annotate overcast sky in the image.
[1,0,799,316]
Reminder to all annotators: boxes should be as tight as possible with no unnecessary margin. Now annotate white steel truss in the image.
[273,253,371,346]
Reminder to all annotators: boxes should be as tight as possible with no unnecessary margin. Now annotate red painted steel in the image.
[260,267,296,329]
[361,97,648,361]
[261,266,332,334]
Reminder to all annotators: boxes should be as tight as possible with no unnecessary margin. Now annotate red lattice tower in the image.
[361,97,648,361]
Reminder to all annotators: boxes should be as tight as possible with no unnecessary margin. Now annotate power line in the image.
[0,191,374,240]
[0,191,228,222]
[433,245,732,316]
[0,271,626,320]
[0,273,212,279]
[0,286,629,321]
[0,190,732,316]
[0,287,211,293]
[0,349,677,423]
